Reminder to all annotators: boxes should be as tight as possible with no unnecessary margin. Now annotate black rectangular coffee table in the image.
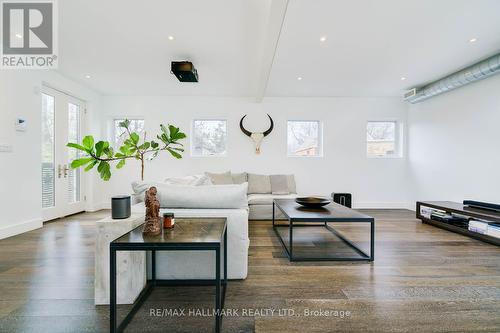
[110,218,227,333]
[273,199,374,262]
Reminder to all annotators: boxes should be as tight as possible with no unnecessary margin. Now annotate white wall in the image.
[408,74,500,204]
[4,65,500,240]
[97,96,410,208]
[0,71,102,239]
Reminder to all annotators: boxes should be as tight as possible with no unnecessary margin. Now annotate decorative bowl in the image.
[295,197,331,208]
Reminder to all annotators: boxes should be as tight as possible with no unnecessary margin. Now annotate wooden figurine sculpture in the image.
[143,186,161,235]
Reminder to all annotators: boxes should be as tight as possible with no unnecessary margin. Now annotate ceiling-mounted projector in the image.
[171,61,199,82]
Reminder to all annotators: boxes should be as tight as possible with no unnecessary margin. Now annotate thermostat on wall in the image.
[15,118,26,132]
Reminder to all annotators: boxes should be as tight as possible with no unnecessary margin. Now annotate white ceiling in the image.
[58,0,270,96]
[57,0,500,97]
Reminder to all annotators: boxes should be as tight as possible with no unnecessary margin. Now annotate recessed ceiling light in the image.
[469,37,477,43]
[84,74,91,79]
[15,33,22,39]
[297,77,303,81]
[319,36,327,42]
[168,35,175,41]
[401,77,406,81]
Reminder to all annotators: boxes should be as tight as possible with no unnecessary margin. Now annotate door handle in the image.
[58,164,62,178]
[63,164,69,178]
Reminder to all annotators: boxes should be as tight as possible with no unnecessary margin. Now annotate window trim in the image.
[366,120,404,159]
[190,119,228,157]
[286,120,324,158]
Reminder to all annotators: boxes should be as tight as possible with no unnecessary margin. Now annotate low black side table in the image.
[110,218,227,333]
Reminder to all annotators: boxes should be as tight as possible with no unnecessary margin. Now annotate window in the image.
[114,119,144,147]
[287,121,322,157]
[366,121,402,157]
[192,120,227,156]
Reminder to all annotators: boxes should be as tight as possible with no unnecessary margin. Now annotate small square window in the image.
[192,120,227,157]
[114,119,144,148]
[287,121,322,157]
[366,121,402,157]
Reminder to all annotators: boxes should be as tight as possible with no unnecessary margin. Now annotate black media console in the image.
[416,201,500,246]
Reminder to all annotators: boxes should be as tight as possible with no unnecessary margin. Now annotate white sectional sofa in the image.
[204,171,298,220]
[127,172,298,281]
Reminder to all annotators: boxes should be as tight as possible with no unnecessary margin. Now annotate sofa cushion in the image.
[287,175,297,193]
[247,173,271,194]
[205,171,233,185]
[247,193,298,205]
[231,172,248,184]
[132,182,248,209]
[270,175,289,194]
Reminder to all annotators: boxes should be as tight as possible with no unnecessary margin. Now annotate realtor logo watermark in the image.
[1,0,58,69]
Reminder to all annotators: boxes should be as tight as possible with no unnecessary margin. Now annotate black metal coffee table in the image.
[273,199,374,262]
[110,218,227,333]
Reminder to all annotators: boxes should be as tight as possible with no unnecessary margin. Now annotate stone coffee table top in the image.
[113,217,227,245]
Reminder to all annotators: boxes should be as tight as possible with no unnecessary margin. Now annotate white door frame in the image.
[42,85,87,221]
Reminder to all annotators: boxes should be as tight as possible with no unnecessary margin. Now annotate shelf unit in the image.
[416,201,500,246]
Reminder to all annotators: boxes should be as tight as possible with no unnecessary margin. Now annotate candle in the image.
[163,213,175,229]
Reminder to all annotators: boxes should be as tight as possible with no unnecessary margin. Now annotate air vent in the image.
[404,88,418,100]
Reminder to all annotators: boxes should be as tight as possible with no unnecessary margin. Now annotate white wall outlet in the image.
[0,144,13,152]
[15,118,27,132]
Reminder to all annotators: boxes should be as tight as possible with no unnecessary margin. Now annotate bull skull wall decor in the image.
[239,114,274,154]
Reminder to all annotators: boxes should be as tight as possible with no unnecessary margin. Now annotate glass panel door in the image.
[41,93,55,208]
[42,87,86,221]
[67,103,81,204]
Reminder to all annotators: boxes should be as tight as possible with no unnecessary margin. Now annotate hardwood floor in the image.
[0,209,499,332]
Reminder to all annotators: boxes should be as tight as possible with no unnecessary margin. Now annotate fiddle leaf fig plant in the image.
[67,119,186,181]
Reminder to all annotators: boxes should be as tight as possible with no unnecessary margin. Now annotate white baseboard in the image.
[353,202,415,211]
[86,202,110,212]
[87,201,416,212]
[0,218,43,240]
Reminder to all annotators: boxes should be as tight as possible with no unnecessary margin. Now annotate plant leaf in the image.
[104,146,114,158]
[130,132,140,145]
[116,159,126,169]
[166,148,182,159]
[139,142,150,150]
[82,136,94,150]
[150,140,159,149]
[70,157,93,169]
[174,132,187,140]
[84,160,98,171]
[101,169,111,181]
[67,142,88,152]
[97,161,111,181]
[95,141,108,157]
[119,145,130,155]
[97,160,109,173]
[119,119,130,129]
[168,125,179,137]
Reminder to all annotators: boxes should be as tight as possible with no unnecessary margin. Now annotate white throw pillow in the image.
[205,171,233,185]
[164,174,212,186]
